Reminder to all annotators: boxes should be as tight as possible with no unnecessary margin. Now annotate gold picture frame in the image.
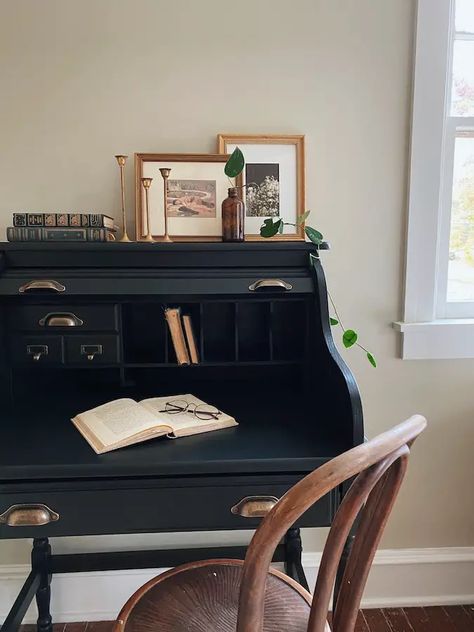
[135,153,230,242]
[217,134,305,241]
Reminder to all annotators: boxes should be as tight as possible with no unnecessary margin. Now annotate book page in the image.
[75,398,164,447]
[140,394,237,435]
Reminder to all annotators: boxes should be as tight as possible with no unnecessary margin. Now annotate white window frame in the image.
[395,0,474,359]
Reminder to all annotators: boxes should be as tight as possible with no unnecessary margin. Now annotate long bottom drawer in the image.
[0,478,335,538]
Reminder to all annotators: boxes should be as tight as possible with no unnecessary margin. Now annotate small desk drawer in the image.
[0,479,334,538]
[65,335,120,365]
[10,335,64,365]
[8,304,118,332]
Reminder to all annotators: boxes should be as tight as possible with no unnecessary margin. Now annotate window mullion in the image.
[455,32,474,42]
[436,119,458,318]
[448,116,474,127]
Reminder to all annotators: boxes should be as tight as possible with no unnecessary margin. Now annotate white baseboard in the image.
[1,547,473,624]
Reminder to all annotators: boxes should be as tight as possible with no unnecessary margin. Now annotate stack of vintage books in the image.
[7,212,116,242]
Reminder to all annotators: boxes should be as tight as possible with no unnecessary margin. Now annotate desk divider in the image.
[86,298,308,368]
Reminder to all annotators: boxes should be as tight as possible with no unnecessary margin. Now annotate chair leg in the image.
[32,538,53,632]
[284,528,310,592]
[333,530,355,611]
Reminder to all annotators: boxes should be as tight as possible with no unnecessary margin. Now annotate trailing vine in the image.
[224,147,377,367]
[259,215,377,367]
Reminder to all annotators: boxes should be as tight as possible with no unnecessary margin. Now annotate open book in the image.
[72,394,238,454]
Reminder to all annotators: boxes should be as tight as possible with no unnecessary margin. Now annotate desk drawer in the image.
[65,335,120,365]
[8,304,118,332]
[0,479,334,538]
[10,335,64,365]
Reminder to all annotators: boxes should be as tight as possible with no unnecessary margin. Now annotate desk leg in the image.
[284,528,309,592]
[0,569,41,632]
[32,538,53,632]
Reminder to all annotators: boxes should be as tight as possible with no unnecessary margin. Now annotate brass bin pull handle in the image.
[19,280,66,294]
[39,312,83,327]
[231,495,279,518]
[0,504,60,527]
[248,279,293,292]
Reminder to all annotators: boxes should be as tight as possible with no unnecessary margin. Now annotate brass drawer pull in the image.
[231,495,279,518]
[248,279,292,292]
[27,344,48,361]
[81,344,103,361]
[19,280,66,294]
[0,504,60,527]
[39,312,84,327]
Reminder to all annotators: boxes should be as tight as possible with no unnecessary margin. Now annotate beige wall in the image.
[1,0,473,565]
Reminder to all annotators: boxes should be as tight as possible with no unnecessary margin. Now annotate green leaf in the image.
[278,221,285,234]
[367,352,377,368]
[260,218,283,238]
[305,226,324,245]
[330,317,338,326]
[224,147,245,178]
[342,329,358,348]
[296,210,310,225]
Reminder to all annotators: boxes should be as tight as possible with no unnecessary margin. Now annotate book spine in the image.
[84,214,114,229]
[164,308,190,366]
[182,314,200,364]
[13,213,114,228]
[13,213,44,227]
[7,227,112,242]
[7,227,44,241]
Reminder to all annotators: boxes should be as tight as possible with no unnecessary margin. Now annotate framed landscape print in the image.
[135,153,229,241]
[217,134,305,241]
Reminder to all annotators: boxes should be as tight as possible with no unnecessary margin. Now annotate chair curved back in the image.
[236,415,427,632]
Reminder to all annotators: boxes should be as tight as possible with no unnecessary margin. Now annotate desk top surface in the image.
[0,395,349,482]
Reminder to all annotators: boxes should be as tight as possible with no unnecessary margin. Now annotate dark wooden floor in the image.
[19,605,474,631]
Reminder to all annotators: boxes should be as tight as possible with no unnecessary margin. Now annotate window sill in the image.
[393,319,474,359]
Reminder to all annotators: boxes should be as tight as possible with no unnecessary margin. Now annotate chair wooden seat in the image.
[116,559,326,632]
[114,416,427,632]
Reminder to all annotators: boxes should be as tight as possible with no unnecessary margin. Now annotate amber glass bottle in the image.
[222,188,244,242]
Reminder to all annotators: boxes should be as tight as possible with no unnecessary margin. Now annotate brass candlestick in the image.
[141,177,154,242]
[115,154,131,242]
[159,167,172,242]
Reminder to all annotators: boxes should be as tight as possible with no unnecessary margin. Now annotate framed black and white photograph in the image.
[245,163,280,217]
[135,153,229,241]
[217,134,305,240]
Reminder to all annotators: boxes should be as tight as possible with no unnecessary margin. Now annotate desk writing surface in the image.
[0,396,349,481]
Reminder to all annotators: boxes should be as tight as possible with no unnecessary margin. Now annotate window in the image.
[396,0,474,358]
[440,0,474,317]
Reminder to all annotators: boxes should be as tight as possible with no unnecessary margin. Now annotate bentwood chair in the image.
[113,415,427,632]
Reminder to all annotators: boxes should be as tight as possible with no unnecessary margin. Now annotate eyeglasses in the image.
[159,399,222,421]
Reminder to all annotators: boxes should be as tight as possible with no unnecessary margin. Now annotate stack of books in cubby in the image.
[7,212,117,242]
[165,307,199,365]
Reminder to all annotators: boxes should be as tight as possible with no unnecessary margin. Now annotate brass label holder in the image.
[27,344,48,361]
[81,344,103,361]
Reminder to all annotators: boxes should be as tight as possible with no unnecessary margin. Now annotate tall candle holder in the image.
[159,167,173,242]
[141,177,154,242]
[115,154,131,242]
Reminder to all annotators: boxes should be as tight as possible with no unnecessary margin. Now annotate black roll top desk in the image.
[0,242,363,632]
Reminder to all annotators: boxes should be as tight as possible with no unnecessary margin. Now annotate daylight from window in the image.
[447,0,474,302]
